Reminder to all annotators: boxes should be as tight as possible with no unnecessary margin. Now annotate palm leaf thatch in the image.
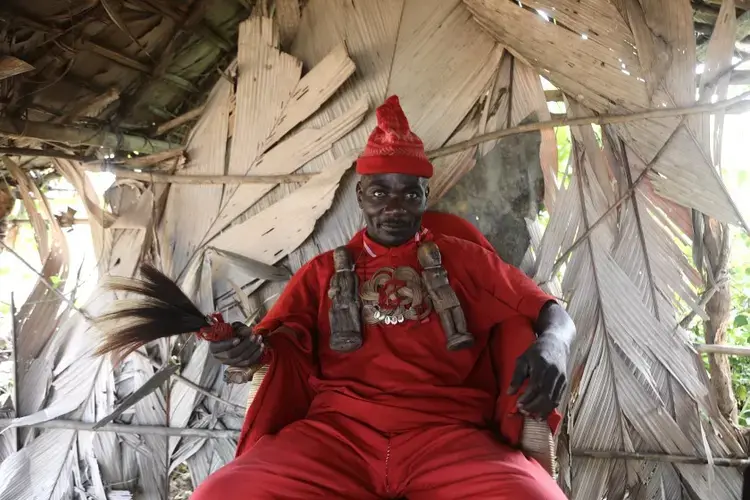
[1,0,749,499]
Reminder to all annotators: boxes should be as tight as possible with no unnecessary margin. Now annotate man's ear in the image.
[355,179,364,208]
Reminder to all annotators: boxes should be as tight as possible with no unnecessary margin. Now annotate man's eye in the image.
[372,191,385,198]
[405,192,420,200]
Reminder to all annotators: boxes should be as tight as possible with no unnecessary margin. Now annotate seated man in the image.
[194,96,574,499]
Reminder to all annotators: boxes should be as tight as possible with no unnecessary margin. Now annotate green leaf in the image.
[737,384,748,402]
[734,315,749,328]
[49,275,62,289]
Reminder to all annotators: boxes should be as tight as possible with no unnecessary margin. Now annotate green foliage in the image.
[689,233,750,426]
[728,232,750,426]
[725,137,750,425]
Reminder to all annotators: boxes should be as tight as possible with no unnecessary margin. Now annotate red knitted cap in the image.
[356,95,433,179]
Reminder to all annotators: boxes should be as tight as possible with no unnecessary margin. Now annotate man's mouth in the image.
[380,220,410,230]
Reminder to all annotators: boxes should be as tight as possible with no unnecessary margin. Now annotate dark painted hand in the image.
[208,322,265,367]
[507,334,568,418]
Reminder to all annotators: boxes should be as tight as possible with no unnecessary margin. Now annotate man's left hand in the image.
[507,334,569,418]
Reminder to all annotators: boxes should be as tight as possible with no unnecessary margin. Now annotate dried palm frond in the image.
[93,264,221,361]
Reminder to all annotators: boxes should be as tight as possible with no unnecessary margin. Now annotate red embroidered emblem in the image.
[360,267,431,325]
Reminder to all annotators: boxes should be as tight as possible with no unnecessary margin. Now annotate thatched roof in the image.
[0,0,747,173]
[1,1,749,499]
[0,0,251,184]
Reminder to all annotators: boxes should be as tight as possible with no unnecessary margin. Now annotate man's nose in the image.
[384,197,407,214]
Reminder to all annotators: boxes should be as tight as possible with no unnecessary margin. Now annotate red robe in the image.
[236,212,561,456]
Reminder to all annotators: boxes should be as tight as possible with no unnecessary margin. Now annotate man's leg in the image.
[391,425,566,500]
[193,414,385,500]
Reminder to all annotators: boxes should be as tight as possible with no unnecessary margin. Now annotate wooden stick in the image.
[90,166,316,185]
[572,449,749,467]
[155,105,206,136]
[0,148,314,184]
[694,343,750,357]
[427,91,750,160]
[9,218,90,225]
[0,118,176,154]
[0,418,240,439]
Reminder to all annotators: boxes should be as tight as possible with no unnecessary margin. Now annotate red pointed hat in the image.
[356,95,433,178]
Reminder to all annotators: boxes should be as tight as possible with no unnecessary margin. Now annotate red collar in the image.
[349,227,431,258]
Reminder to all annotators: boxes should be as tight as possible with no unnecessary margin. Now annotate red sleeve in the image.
[254,256,326,356]
[238,256,328,456]
[476,247,557,322]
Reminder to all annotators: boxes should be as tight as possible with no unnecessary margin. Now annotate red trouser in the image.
[193,413,566,499]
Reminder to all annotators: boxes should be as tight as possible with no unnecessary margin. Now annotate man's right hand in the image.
[209,322,265,367]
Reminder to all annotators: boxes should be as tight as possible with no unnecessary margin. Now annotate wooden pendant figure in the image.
[327,247,363,352]
[417,241,475,351]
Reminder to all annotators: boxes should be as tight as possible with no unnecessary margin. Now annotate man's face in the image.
[356,173,429,247]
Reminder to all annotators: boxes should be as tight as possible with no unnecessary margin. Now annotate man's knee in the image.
[191,467,241,500]
[192,462,281,500]
[510,472,567,500]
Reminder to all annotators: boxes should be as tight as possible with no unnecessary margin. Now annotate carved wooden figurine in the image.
[327,247,363,352]
[417,241,475,351]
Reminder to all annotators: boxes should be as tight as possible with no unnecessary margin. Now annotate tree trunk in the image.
[702,216,737,423]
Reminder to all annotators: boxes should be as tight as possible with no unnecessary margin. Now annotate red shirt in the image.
[254,223,555,434]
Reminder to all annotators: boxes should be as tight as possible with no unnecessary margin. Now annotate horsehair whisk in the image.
[93,263,233,362]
